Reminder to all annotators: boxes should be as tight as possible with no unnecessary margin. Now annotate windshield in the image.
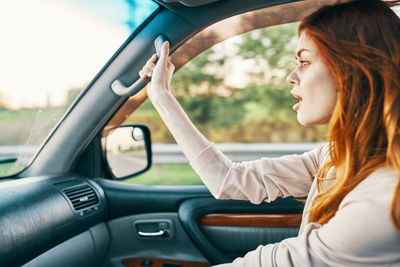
[0,0,158,177]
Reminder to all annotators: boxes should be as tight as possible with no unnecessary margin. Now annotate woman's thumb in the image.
[159,41,169,63]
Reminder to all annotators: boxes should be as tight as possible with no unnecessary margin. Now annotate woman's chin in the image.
[297,114,329,126]
[297,112,316,126]
[297,118,311,126]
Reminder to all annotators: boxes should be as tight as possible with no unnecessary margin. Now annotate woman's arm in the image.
[140,42,322,203]
[140,42,210,161]
[189,142,325,203]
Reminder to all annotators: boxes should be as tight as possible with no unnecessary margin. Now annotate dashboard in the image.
[0,175,108,266]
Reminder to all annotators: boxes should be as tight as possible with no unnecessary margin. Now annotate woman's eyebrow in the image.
[295,48,311,59]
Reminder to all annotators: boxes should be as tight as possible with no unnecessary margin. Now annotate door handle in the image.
[134,219,174,239]
[137,229,167,237]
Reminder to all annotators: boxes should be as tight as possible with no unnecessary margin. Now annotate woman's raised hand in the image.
[140,40,210,162]
[139,41,175,102]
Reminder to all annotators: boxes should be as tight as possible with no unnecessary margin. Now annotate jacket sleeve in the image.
[190,142,328,204]
[151,91,325,204]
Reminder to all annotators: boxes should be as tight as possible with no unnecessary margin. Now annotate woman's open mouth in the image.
[292,95,302,111]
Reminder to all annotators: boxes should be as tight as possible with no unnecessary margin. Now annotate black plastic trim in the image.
[96,178,211,220]
[155,0,302,30]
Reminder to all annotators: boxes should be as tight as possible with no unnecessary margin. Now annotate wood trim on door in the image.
[199,213,302,228]
[122,257,210,267]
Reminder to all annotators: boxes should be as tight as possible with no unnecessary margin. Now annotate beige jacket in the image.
[190,143,400,267]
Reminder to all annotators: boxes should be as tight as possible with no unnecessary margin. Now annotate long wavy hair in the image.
[299,0,400,230]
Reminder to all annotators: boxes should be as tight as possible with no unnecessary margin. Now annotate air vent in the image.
[63,184,99,211]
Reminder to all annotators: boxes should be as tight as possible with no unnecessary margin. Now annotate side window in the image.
[123,21,326,185]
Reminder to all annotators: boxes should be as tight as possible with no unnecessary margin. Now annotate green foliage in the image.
[0,107,68,145]
[240,23,298,72]
[0,86,83,146]
[125,163,202,185]
[208,94,246,128]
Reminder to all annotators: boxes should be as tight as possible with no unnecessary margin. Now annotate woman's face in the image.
[287,32,338,126]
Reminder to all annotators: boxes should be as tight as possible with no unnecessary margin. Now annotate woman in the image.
[139,0,400,265]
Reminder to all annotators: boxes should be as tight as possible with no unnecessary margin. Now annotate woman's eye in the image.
[298,60,309,69]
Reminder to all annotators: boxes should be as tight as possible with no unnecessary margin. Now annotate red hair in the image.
[299,0,400,230]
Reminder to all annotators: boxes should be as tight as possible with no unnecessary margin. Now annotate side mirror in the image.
[103,124,152,179]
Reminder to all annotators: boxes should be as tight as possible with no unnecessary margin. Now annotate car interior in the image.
[0,0,345,266]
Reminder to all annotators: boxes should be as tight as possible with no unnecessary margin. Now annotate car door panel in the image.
[199,212,301,259]
[200,225,299,259]
[103,213,209,267]
[97,179,304,266]
[178,197,304,264]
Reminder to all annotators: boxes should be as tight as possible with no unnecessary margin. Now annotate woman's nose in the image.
[287,70,298,85]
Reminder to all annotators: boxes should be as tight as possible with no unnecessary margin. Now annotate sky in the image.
[0,0,156,109]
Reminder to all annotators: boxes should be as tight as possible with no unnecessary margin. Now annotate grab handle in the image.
[111,35,169,97]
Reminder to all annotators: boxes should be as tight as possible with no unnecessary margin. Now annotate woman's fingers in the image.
[143,65,154,77]
[139,70,147,79]
[139,43,170,83]
[147,54,157,65]
[145,61,156,71]
[158,41,170,67]
[139,59,157,78]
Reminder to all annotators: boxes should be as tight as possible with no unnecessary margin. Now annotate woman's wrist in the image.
[148,86,174,107]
